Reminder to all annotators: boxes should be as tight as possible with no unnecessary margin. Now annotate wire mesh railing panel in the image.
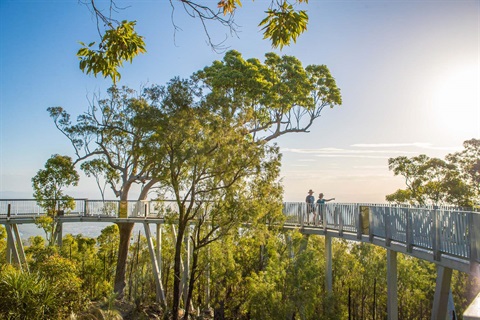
[0,199,44,215]
[148,200,180,218]
[370,206,386,238]
[389,207,407,243]
[343,203,359,232]
[283,202,304,225]
[0,199,87,216]
[439,209,469,259]
[86,200,119,217]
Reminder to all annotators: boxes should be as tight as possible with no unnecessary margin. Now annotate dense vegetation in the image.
[0,223,477,319]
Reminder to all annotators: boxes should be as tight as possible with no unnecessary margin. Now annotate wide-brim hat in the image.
[308,189,314,194]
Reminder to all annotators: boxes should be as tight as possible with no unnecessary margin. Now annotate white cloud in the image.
[315,154,390,159]
[351,142,433,148]
[351,142,460,151]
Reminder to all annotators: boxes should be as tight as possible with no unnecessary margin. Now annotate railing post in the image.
[337,206,344,237]
[433,207,441,261]
[406,208,413,253]
[385,207,392,247]
[469,212,480,275]
[323,204,328,233]
[356,205,362,240]
[83,198,88,216]
[300,203,305,228]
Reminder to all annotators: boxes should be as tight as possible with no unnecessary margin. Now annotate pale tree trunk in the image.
[114,222,134,297]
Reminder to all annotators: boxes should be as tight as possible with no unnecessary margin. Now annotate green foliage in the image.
[195,50,342,141]
[77,20,146,84]
[32,154,79,246]
[0,226,6,266]
[32,154,79,215]
[0,258,85,319]
[446,138,480,207]
[259,1,308,49]
[0,265,56,319]
[79,1,310,83]
[386,151,473,207]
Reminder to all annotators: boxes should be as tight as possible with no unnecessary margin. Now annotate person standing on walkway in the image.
[305,189,315,224]
[316,193,335,225]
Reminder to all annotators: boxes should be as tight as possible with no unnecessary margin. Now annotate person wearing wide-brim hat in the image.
[305,189,315,224]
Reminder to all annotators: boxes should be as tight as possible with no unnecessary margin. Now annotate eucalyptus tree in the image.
[48,86,160,296]
[446,138,480,207]
[49,50,342,303]
[386,154,471,207]
[136,77,285,318]
[195,50,342,142]
[32,154,79,246]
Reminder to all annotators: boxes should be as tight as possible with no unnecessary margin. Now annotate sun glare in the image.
[430,65,480,137]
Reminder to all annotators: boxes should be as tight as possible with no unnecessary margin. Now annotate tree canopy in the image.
[386,139,479,207]
[78,0,310,83]
[49,50,341,307]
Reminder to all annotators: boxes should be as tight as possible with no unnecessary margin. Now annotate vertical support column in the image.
[5,223,24,271]
[183,224,190,308]
[5,224,15,264]
[387,249,398,320]
[144,222,167,308]
[156,223,162,275]
[431,265,452,320]
[12,225,28,271]
[325,235,333,293]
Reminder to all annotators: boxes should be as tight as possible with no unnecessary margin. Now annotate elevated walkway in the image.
[1,199,479,319]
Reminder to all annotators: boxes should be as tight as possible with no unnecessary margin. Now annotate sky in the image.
[0,0,479,204]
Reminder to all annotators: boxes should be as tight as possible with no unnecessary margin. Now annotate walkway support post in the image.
[144,222,167,308]
[431,265,452,320]
[183,224,190,309]
[387,249,398,320]
[5,223,28,272]
[325,235,333,293]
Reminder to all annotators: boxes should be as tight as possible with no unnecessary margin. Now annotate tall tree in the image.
[50,50,341,301]
[446,138,480,207]
[386,154,471,207]
[136,77,285,318]
[48,86,160,296]
[32,154,79,246]
[195,50,342,141]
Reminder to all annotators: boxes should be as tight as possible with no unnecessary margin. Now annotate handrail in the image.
[1,199,479,274]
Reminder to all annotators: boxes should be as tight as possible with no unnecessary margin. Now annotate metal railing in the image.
[0,199,189,219]
[283,202,479,265]
[2,199,479,265]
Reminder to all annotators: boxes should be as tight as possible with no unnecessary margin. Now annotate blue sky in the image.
[0,0,479,203]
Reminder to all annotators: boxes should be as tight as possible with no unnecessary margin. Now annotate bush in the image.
[0,254,87,319]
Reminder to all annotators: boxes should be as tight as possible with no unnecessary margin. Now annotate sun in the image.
[430,64,480,137]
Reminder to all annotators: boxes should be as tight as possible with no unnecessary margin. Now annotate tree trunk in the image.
[114,222,134,297]
[185,246,199,317]
[172,222,185,320]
